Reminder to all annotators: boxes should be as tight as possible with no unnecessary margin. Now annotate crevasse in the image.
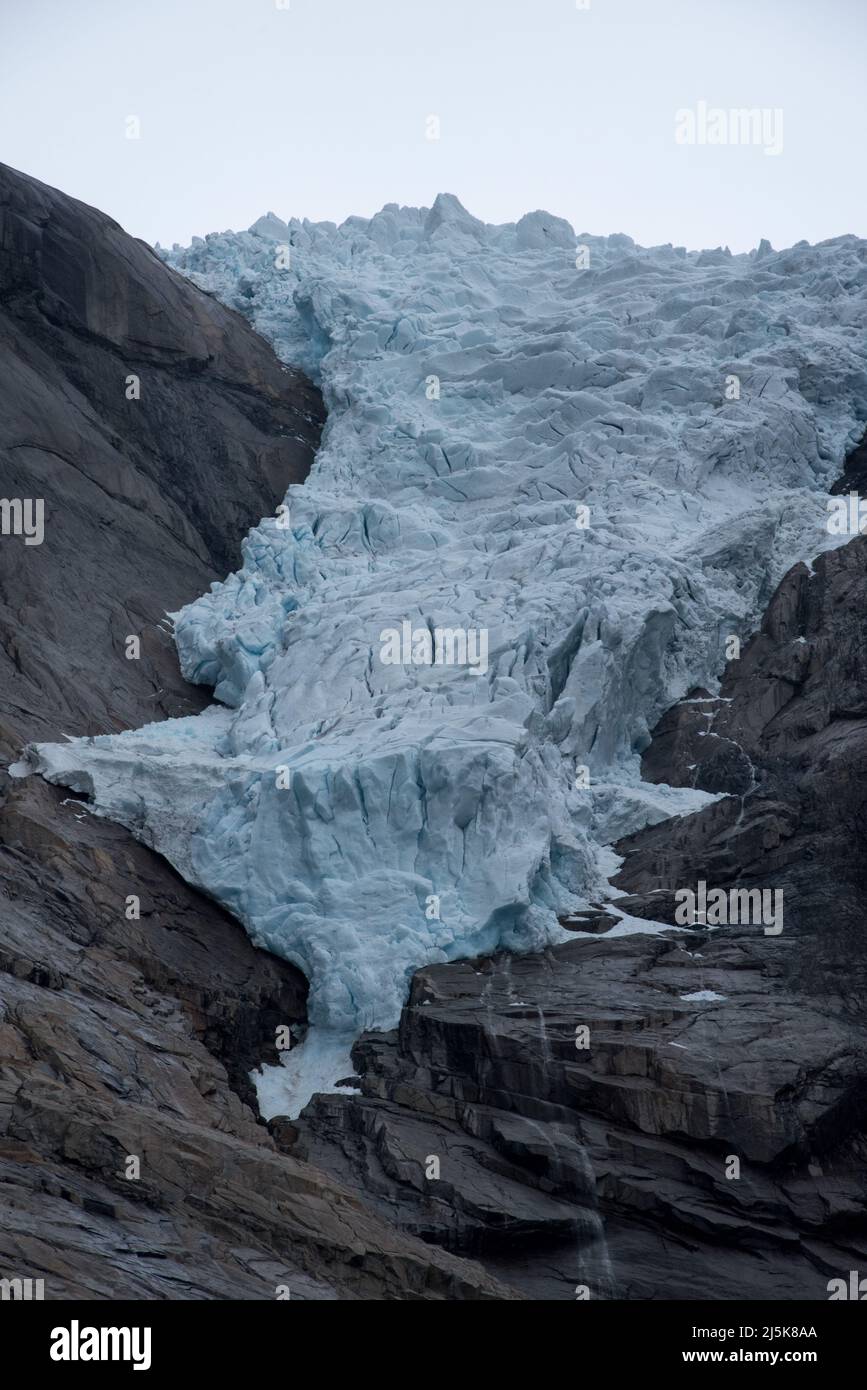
[30,196,867,1057]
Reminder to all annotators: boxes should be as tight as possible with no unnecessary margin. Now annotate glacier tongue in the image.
[32,197,867,1051]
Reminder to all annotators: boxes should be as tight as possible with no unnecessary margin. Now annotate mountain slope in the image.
[31,196,867,1083]
[0,164,508,1300]
[291,519,867,1300]
[0,159,322,752]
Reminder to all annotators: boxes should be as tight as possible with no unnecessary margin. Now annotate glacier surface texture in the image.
[32,196,867,1055]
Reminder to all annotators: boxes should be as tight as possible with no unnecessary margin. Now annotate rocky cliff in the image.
[2,160,865,1302]
[288,519,867,1300]
[0,159,325,752]
[0,163,510,1300]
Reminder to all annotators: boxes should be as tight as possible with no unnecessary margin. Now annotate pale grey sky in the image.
[2,0,865,252]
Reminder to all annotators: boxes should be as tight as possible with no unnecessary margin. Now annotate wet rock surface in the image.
[290,930,867,1299]
[0,769,511,1299]
[291,530,867,1300]
[0,164,509,1301]
[618,532,867,1002]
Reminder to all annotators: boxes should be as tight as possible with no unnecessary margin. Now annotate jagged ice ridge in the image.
[30,195,867,1104]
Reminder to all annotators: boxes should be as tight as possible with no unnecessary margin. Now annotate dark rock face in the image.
[3,157,865,1302]
[290,530,867,1300]
[831,431,867,498]
[619,533,867,1003]
[0,164,509,1301]
[0,159,323,754]
[0,774,511,1300]
[290,932,867,1300]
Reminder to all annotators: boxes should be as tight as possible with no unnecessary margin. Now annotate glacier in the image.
[29,195,867,1108]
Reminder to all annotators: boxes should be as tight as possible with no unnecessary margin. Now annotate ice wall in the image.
[31,196,867,1042]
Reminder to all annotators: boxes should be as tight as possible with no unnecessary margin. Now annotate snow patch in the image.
[253,1030,359,1120]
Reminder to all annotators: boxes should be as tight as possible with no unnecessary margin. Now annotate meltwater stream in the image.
[30,196,867,1116]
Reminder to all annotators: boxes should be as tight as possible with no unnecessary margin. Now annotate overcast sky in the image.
[2,0,865,252]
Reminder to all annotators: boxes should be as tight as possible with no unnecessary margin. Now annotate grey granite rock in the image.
[0,163,510,1301]
[290,517,867,1300]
